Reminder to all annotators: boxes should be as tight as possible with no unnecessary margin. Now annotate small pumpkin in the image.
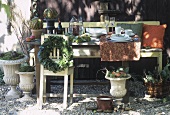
[43,8,58,19]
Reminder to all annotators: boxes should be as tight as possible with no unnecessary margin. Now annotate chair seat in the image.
[43,66,74,76]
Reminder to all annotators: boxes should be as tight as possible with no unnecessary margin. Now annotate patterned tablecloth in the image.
[100,36,141,61]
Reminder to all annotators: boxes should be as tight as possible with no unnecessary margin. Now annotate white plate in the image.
[86,28,107,37]
[90,33,106,37]
[109,39,132,42]
[110,34,131,41]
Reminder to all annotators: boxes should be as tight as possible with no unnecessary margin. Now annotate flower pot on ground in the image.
[143,63,170,98]
[15,63,35,102]
[29,17,43,39]
[43,8,58,34]
[105,67,131,105]
[0,51,28,99]
[97,96,113,112]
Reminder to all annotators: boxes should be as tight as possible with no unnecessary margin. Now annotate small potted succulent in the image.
[43,8,58,34]
[15,63,35,102]
[0,51,28,99]
[29,17,43,39]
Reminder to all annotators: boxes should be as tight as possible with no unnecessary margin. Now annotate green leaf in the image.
[1,4,11,18]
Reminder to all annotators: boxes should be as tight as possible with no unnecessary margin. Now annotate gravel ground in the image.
[0,80,170,115]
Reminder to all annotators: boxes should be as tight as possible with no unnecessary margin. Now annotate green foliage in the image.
[143,64,170,83]
[0,51,24,60]
[108,66,129,78]
[66,33,91,43]
[38,35,73,73]
[160,63,170,82]
[0,69,4,85]
[19,63,34,72]
[29,17,43,29]
[43,8,58,19]
[0,0,11,18]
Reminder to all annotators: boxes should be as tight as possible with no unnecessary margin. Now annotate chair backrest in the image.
[41,34,70,65]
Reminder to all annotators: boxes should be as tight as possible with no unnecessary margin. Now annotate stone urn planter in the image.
[16,71,35,102]
[0,53,28,99]
[15,64,35,102]
[105,67,131,104]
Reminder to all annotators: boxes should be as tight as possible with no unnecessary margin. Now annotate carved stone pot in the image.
[0,56,28,99]
[105,70,131,104]
[16,71,34,102]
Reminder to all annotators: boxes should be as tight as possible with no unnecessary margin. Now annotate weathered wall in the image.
[39,0,170,48]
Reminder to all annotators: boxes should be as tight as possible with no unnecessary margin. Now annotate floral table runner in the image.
[100,36,141,61]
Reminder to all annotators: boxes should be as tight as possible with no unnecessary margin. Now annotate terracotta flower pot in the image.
[97,96,113,111]
[31,29,43,39]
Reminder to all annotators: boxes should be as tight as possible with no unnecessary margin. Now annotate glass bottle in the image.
[69,16,79,36]
[57,18,63,34]
[78,16,84,35]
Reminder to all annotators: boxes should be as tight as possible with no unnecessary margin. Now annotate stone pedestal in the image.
[105,70,131,105]
[0,55,28,99]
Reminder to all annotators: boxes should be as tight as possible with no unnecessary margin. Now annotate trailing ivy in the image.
[38,35,73,73]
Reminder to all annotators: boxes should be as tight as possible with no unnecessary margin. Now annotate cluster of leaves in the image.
[0,0,11,18]
[107,66,129,78]
[143,64,170,84]
[19,63,34,72]
[38,35,73,73]
[66,33,91,43]
[0,51,24,60]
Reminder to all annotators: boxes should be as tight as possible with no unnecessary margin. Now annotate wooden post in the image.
[34,45,40,105]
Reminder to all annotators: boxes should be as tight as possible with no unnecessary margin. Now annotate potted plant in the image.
[29,17,43,39]
[143,64,170,98]
[43,8,58,34]
[0,51,28,99]
[105,66,131,104]
[15,63,35,102]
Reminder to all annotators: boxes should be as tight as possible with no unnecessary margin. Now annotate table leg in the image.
[34,45,40,105]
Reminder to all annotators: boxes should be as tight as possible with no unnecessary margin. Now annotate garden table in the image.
[24,40,41,105]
